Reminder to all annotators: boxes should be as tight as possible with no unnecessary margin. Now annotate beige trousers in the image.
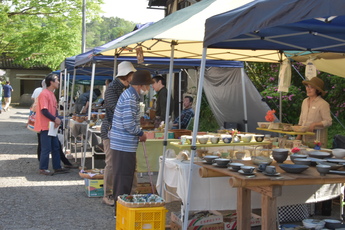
[102,139,113,197]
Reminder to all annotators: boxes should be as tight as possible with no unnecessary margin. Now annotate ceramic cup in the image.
[236,151,245,160]
[265,166,276,174]
[241,166,255,174]
[258,163,269,171]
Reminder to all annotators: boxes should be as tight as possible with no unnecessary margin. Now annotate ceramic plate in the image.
[262,171,281,177]
[202,160,213,165]
[326,158,345,164]
[238,170,256,175]
[212,163,228,168]
[329,170,345,175]
[228,167,240,172]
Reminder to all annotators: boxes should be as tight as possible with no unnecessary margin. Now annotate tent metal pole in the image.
[69,68,77,115]
[279,92,282,121]
[81,62,96,170]
[183,47,207,230]
[62,68,67,153]
[113,52,118,79]
[179,71,182,129]
[158,44,175,196]
[241,68,248,132]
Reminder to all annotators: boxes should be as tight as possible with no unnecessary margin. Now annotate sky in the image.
[101,0,165,24]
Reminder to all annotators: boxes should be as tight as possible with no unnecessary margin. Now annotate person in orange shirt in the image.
[34,74,69,175]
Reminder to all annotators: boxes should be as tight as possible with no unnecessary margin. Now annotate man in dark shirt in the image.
[152,75,173,128]
[172,96,194,129]
[100,61,136,206]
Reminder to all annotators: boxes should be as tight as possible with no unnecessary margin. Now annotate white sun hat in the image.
[116,61,136,77]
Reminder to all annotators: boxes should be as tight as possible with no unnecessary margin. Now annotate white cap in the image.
[116,61,136,77]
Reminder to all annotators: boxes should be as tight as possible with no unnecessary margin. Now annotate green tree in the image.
[86,17,136,48]
[0,0,103,70]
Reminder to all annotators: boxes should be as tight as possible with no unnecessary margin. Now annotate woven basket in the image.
[117,195,165,208]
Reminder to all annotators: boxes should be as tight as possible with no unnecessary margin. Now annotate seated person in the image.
[172,96,194,129]
[74,89,101,114]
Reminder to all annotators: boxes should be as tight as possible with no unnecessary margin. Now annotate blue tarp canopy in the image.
[204,0,345,53]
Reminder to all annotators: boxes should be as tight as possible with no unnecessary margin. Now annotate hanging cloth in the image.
[305,58,317,80]
[278,58,291,92]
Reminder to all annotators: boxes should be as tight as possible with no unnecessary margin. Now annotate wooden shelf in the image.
[256,128,315,136]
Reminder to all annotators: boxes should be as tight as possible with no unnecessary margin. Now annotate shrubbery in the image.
[246,62,345,148]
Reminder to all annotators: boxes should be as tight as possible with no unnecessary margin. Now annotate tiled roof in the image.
[0,53,50,70]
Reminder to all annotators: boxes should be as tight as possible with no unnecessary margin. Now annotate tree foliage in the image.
[0,0,103,70]
[86,17,136,49]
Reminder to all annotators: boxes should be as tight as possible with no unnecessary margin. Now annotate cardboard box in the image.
[222,212,261,229]
[135,182,157,194]
[84,178,104,197]
[154,131,174,139]
[171,211,223,228]
[170,221,224,230]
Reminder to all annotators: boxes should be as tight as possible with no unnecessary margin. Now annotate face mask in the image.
[140,89,149,95]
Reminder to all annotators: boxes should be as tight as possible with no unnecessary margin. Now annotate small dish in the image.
[202,160,213,165]
[238,169,256,175]
[212,163,228,168]
[262,171,281,177]
[308,151,331,159]
[228,167,240,172]
[326,158,345,164]
[316,161,343,170]
[329,170,345,175]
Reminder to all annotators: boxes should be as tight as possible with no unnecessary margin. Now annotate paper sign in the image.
[48,121,59,136]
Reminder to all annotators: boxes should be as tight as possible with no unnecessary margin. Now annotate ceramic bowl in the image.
[272,149,289,163]
[316,164,331,176]
[214,158,231,166]
[241,166,255,174]
[203,155,219,163]
[279,164,309,174]
[302,219,325,230]
[254,135,265,142]
[308,151,331,159]
[291,125,308,133]
[222,135,232,143]
[257,122,271,129]
[293,158,312,166]
[241,135,253,143]
[229,162,244,171]
[323,219,342,229]
[332,148,345,159]
[210,136,220,144]
[251,156,273,165]
[197,136,209,144]
[309,157,327,166]
[290,154,308,163]
[235,151,245,160]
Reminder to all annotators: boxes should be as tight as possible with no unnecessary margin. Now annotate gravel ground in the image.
[0,106,342,230]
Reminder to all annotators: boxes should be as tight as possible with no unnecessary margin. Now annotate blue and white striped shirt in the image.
[109,86,143,152]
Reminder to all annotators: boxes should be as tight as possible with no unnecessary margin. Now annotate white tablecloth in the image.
[157,158,341,211]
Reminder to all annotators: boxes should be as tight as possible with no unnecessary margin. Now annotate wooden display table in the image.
[256,127,315,136]
[196,160,345,230]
